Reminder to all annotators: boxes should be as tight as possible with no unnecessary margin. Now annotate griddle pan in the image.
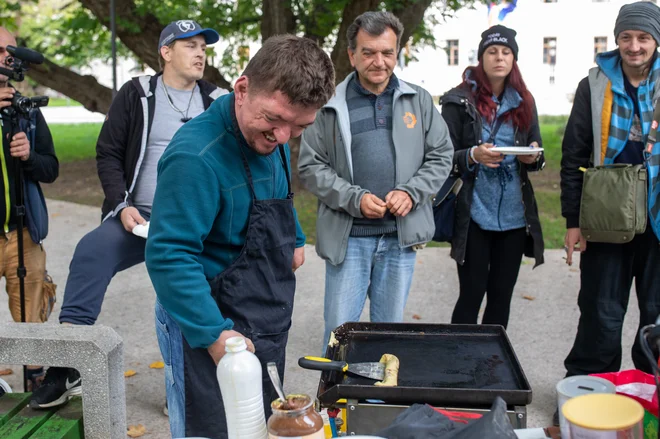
[316,322,532,406]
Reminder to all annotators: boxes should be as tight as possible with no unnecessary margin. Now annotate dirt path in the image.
[42,159,104,207]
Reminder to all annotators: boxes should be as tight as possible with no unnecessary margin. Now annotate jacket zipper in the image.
[515,125,530,235]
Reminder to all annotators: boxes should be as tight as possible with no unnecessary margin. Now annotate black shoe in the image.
[553,407,560,426]
[29,367,82,409]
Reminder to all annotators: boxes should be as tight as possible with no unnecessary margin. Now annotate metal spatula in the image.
[298,356,385,380]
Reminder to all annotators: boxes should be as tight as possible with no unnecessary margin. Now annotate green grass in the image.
[50,123,101,162]
[539,123,563,170]
[535,190,565,249]
[47,97,82,107]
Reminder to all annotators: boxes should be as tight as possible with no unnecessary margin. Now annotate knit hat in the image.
[478,25,519,61]
[614,1,660,45]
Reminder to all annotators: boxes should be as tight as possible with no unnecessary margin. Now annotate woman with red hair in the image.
[440,25,545,328]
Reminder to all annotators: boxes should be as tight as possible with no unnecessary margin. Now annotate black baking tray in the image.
[316,322,532,406]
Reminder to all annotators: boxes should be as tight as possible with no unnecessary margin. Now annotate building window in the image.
[446,40,459,66]
[594,37,607,61]
[543,37,557,65]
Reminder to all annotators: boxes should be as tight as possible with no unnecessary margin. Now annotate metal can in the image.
[268,394,324,438]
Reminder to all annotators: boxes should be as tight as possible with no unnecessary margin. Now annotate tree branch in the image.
[27,59,113,114]
[77,0,232,90]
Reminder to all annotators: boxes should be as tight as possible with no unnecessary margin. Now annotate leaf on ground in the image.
[0,368,12,376]
[124,369,137,377]
[412,314,422,320]
[522,295,535,301]
[127,424,146,437]
[149,361,165,369]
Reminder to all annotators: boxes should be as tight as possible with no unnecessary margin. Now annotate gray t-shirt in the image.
[133,76,205,213]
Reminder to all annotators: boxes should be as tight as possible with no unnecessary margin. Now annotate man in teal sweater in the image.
[145,34,335,439]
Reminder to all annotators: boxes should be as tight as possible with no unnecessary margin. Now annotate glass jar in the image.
[267,394,324,438]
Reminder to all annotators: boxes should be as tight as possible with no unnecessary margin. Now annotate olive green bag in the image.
[579,164,647,243]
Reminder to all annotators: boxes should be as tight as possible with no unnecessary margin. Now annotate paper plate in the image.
[490,146,544,155]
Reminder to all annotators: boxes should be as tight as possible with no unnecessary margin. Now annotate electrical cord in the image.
[638,324,660,439]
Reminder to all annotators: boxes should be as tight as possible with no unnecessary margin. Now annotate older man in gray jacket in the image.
[299,11,453,348]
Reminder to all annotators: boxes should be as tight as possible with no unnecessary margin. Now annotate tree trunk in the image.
[27,60,113,114]
[78,0,232,90]
[392,0,435,55]
[261,0,296,40]
[330,0,380,83]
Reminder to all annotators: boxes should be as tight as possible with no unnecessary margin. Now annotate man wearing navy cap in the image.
[29,20,227,411]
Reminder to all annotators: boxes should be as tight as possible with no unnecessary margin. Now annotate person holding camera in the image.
[0,27,59,390]
[29,20,226,411]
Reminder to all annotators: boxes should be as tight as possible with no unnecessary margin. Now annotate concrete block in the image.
[0,323,126,438]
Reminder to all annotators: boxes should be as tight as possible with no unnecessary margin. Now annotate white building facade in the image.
[397,0,639,115]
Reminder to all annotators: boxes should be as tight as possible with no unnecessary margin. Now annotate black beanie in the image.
[478,25,519,61]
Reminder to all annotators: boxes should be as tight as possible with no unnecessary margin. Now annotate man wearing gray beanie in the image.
[557,0,660,427]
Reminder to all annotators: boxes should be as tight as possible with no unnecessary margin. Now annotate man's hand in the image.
[517,141,542,165]
[292,246,305,272]
[0,87,14,110]
[9,132,30,161]
[207,329,255,365]
[385,190,413,217]
[564,227,587,266]
[360,193,387,219]
[120,207,146,233]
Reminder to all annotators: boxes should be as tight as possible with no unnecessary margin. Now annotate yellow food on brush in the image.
[374,353,399,387]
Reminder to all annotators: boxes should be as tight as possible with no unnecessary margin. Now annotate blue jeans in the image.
[155,300,185,439]
[60,212,149,325]
[323,234,416,349]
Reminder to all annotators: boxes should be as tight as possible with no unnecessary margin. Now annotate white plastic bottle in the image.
[216,336,268,439]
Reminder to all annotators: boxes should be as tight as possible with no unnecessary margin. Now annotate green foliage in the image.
[0,0,487,80]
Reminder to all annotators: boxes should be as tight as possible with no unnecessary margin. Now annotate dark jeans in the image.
[564,227,660,376]
[452,220,527,329]
[59,212,149,325]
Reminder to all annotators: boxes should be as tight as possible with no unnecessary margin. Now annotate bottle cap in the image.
[225,336,247,353]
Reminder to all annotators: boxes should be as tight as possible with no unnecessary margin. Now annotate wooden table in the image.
[0,393,83,438]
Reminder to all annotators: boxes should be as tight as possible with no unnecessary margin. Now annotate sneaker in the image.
[163,400,169,417]
[29,367,82,409]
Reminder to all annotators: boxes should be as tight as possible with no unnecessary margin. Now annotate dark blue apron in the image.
[182,102,297,438]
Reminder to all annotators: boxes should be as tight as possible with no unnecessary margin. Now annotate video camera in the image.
[0,45,49,116]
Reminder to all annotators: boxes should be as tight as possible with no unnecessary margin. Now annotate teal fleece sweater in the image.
[145,93,305,349]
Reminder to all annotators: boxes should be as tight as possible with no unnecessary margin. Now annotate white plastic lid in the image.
[556,375,615,399]
[224,336,247,353]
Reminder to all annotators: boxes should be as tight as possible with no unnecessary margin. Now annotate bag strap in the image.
[486,116,505,144]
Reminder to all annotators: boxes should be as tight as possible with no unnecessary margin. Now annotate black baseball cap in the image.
[158,20,220,49]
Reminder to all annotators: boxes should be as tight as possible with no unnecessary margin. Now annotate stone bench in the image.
[0,323,126,438]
